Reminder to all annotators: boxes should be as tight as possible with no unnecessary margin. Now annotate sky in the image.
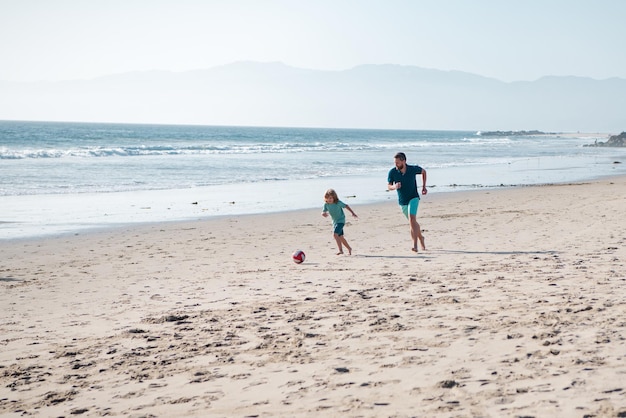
[1,0,625,83]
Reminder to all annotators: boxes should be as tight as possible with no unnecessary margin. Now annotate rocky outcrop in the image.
[477,130,548,136]
[586,132,626,147]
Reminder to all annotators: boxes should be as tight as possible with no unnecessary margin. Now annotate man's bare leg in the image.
[418,223,426,250]
[410,215,426,251]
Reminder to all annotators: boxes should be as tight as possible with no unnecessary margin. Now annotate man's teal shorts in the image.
[401,197,420,218]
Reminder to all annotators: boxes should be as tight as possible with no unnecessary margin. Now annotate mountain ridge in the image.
[1,62,624,131]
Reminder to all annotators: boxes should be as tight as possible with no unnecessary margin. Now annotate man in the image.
[387,152,427,252]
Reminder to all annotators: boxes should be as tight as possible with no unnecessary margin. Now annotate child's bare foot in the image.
[336,251,343,255]
[346,246,352,255]
[411,247,418,253]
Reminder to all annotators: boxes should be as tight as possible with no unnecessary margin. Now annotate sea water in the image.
[1,120,624,240]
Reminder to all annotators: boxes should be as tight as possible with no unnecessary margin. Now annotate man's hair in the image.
[394,152,406,161]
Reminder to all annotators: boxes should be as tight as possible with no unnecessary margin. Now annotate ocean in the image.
[1,120,624,240]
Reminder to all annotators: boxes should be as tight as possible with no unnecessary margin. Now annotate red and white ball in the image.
[292,250,306,264]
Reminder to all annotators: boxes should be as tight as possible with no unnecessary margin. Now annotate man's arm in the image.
[421,169,427,195]
[388,182,400,191]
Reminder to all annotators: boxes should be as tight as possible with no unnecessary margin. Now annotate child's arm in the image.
[322,210,328,217]
[345,205,358,218]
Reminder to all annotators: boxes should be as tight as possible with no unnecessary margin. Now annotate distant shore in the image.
[478,129,613,138]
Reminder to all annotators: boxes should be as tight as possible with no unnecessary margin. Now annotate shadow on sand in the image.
[358,249,557,258]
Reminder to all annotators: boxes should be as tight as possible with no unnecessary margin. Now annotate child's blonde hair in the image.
[324,188,339,203]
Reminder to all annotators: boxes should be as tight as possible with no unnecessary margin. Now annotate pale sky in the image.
[1,0,625,83]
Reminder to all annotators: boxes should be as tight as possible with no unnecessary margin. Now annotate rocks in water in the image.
[585,132,626,147]
[477,130,548,136]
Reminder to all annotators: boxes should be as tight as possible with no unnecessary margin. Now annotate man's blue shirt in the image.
[388,164,423,205]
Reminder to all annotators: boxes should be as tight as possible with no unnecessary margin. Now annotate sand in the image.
[1,177,625,417]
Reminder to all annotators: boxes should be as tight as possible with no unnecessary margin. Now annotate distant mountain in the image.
[1,62,624,131]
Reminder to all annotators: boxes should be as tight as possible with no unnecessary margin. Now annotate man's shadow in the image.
[358,249,557,258]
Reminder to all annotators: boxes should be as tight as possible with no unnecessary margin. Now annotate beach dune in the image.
[1,178,625,417]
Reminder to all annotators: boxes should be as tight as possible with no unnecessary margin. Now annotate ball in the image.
[292,250,306,264]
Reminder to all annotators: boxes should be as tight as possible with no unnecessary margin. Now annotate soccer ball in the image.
[292,250,306,264]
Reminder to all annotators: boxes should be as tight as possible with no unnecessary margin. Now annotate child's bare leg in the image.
[340,236,352,255]
[333,233,343,255]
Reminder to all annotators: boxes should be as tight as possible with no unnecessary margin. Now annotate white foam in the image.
[0,173,391,240]
[2,153,625,240]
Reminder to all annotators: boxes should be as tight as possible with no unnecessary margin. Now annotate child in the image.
[322,188,358,255]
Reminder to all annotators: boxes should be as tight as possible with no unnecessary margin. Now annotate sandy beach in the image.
[1,177,625,417]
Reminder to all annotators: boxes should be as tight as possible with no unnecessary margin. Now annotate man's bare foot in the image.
[419,236,426,251]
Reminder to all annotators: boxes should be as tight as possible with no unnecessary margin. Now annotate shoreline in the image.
[2,173,624,244]
[2,124,625,241]
[1,175,625,416]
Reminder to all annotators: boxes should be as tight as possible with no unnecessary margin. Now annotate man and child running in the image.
[322,152,427,255]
